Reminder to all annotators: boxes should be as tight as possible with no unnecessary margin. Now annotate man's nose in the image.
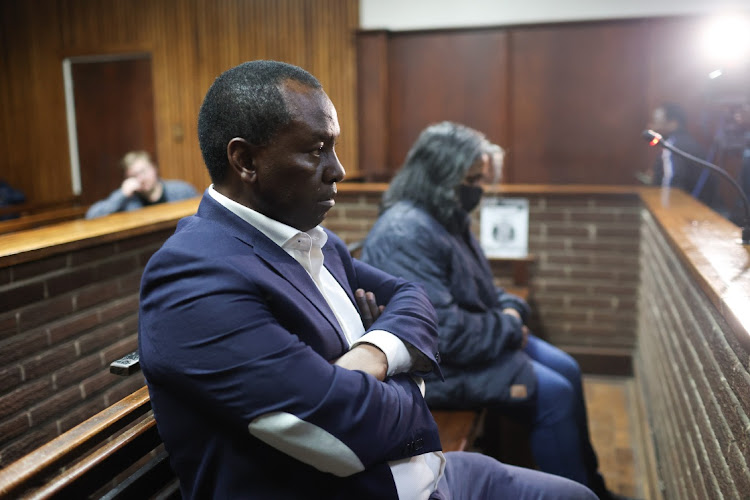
[323,152,345,184]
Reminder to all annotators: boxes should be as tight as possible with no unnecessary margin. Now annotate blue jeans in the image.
[520,334,604,491]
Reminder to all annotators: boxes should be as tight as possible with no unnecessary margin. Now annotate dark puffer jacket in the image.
[361,201,536,409]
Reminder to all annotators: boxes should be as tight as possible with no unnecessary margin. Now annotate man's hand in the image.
[121,177,142,197]
[355,288,385,329]
[333,343,388,381]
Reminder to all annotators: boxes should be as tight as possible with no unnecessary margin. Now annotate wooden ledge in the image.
[638,188,750,350]
[0,197,200,268]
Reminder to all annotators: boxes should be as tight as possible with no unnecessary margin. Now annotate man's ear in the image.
[227,138,257,184]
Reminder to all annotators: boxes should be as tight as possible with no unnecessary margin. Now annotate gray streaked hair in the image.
[382,121,487,229]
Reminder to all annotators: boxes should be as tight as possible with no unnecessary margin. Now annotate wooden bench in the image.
[0,386,179,499]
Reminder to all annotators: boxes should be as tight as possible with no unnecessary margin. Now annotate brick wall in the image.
[0,229,173,467]
[636,212,750,499]
[327,191,642,358]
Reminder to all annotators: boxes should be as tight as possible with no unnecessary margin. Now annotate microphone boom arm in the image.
[643,129,750,245]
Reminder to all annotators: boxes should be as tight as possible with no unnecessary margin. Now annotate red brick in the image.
[0,312,17,339]
[540,282,589,294]
[47,310,100,344]
[56,396,107,434]
[46,267,97,297]
[595,226,641,239]
[341,207,379,219]
[17,294,75,331]
[0,329,48,365]
[118,273,143,294]
[0,281,45,313]
[76,323,125,356]
[545,226,591,238]
[0,422,57,468]
[116,230,173,252]
[0,365,23,393]
[530,212,568,223]
[22,342,78,381]
[97,295,139,323]
[120,315,138,335]
[11,254,69,282]
[28,385,82,426]
[104,375,146,406]
[568,296,616,309]
[96,255,140,278]
[100,334,138,364]
[545,254,594,266]
[75,280,122,310]
[80,369,117,398]
[0,412,30,446]
[0,377,53,420]
[568,240,641,253]
[69,243,117,266]
[323,221,370,232]
[137,247,158,266]
[567,268,619,281]
[53,353,103,389]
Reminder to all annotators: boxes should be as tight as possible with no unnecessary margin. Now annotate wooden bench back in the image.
[0,387,177,499]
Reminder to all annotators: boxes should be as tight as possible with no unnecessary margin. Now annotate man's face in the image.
[125,158,159,193]
[649,107,676,136]
[249,82,345,231]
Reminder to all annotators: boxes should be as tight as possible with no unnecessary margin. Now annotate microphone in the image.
[642,129,750,245]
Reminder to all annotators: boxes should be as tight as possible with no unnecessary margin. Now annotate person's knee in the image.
[537,374,576,421]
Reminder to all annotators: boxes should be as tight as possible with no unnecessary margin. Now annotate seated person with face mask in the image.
[361,122,627,500]
[85,150,198,219]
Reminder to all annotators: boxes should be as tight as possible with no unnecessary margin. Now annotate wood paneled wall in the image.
[358,15,746,193]
[0,0,359,205]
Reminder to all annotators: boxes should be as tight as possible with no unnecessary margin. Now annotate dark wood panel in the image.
[387,30,510,174]
[0,0,359,206]
[357,31,390,181]
[72,57,156,204]
[510,20,651,185]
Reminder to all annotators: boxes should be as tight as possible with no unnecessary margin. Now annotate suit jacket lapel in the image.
[196,195,349,348]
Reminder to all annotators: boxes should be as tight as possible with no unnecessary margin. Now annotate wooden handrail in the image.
[0,206,89,235]
[0,387,151,498]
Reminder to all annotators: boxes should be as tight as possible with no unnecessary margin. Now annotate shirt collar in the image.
[208,185,328,249]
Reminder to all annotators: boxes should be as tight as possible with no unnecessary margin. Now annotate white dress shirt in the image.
[208,186,445,499]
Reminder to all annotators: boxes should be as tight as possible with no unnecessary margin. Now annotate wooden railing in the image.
[0,387,177,499]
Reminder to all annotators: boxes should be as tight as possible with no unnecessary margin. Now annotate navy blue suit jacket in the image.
[138,193,443,499]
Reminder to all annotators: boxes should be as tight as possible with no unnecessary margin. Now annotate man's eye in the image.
[311,144,324,156]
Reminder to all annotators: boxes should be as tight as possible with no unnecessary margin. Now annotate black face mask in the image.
[456,184,483,213]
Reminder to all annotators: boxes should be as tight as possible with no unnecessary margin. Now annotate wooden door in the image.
[70,55,156,205]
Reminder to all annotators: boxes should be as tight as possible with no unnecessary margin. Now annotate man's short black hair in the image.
[197,60,322,184]
[661,102,688,129]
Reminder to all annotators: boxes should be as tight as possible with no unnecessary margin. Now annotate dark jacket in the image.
[361,201,536,409]
[139,193,443,499]
[652,129,721,210]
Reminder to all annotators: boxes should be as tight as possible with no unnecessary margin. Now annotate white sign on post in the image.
[480,197,529,258]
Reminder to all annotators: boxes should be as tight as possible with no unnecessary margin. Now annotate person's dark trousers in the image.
[431,451,597,499]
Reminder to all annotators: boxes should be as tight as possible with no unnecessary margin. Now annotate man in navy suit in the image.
[138,60,596,499]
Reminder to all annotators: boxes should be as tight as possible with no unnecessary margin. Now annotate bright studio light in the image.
[702,14,750,66]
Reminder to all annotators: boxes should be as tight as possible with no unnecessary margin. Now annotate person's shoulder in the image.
[163,179,200,198]
[376,202,439,234]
